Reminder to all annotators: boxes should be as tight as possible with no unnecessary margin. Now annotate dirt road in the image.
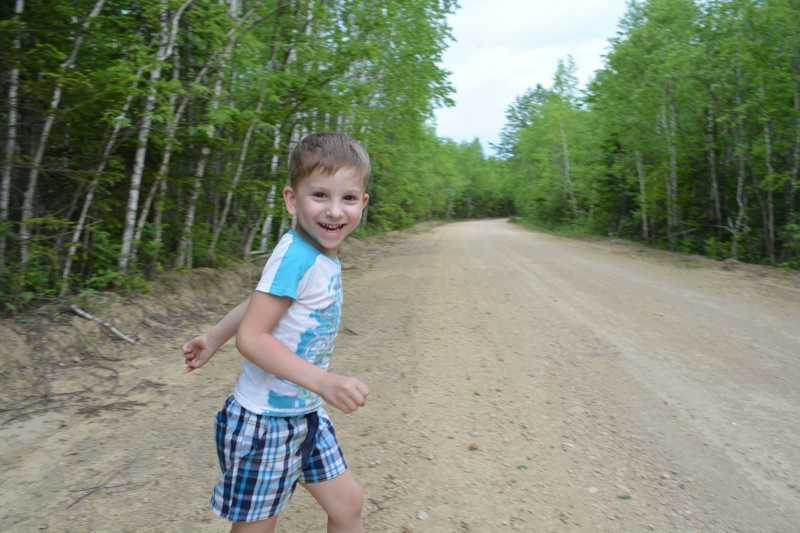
[2,219,799,532]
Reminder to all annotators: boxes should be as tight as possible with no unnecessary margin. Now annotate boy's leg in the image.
[302,471,364,533]
[230,516,278,533]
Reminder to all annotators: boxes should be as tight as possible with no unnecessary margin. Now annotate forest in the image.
[497,0,800,268]
[2,0,799,309]
[0,0,504,307]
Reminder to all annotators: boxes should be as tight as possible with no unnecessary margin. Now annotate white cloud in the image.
[433,0,629,154]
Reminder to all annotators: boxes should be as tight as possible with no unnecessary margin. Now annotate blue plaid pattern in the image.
[211,396,348,522]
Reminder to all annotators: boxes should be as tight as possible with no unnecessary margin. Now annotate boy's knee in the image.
[334,482,363,519]
[346,482,364,515]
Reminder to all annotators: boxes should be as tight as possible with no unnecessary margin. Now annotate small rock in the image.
[725,439,735,446]
[587,487,599,494]
[528,508,535,515]
[469,443,480,451]
[417,511,428,521]
[142,317,161,328]
[660,473,671,480]
[587,351,603,357]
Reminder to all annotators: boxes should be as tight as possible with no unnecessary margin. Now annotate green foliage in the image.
[493,0,800,269]
[1,0,502,305]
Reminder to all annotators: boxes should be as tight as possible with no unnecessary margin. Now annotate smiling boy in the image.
[182,132,371,533]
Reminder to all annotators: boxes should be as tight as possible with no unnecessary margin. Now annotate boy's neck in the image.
[293,223,338,259]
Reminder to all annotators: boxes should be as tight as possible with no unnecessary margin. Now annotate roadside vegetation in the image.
[496,0,800,270]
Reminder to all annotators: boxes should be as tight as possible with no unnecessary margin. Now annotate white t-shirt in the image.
[233,230,342,416]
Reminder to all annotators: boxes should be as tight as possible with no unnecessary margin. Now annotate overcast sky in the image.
[432,0,629,155]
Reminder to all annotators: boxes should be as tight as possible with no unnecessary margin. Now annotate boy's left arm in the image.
[183,296,250,372]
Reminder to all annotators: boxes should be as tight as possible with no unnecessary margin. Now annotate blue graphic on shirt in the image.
[267,272,342,408]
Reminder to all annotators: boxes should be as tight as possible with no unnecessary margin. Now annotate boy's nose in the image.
[327,201,344,218]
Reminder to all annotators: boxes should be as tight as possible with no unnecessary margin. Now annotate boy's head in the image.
[284,132,371,258]
[290,132,371,191]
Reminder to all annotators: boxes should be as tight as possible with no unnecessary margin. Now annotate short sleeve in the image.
[255,233,317,300]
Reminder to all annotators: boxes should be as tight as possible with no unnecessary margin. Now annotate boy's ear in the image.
[361,193,369,212]
[283,186,297,215]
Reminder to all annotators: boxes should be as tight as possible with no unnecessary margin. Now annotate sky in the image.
[432,0,630,155]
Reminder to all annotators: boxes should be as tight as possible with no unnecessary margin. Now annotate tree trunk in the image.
[757,79,776,260]
[243,122,284,259]
[635,150,648,239]
[207,88,266,259]
[119,0,193,272]
[706,101,722,238]
[0,0,24,271]
[19,0,106,264]
[58,66,145,295]
[175,150,208,268]
[780,85,800,261]
[149,49,187,264]
[558,118,579,219]
[255,184,277,253]
[730,94,747,259]
[660,87,679,248]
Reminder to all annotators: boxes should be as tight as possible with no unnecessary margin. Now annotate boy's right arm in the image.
[183,296,251,372]
[237,291,369,414]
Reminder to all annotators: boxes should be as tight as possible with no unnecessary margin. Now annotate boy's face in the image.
[283,166,369,258]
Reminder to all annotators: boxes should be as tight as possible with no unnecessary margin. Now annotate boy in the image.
[182,132,371,533]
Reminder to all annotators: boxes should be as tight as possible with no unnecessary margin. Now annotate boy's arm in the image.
[183,296,251,372]
[236,291,369,414]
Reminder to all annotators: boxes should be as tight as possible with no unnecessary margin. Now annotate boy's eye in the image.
[344,195,357,201]
[312,192,325,198]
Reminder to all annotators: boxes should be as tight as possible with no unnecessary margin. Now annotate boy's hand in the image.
[183,334,216,372]
[318,373,369,414]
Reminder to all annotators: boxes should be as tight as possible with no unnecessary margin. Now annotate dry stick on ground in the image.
[67,450,145,508]
[70,305,138,344]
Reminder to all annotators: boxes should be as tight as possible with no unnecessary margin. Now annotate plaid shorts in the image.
[210,396,348,522]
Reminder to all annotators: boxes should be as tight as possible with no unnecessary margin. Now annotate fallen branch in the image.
[67,450,144,508]
[70,305,138,344]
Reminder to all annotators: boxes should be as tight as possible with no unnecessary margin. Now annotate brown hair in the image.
[289,131,371,190]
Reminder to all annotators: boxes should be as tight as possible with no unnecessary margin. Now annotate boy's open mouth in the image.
[318,223,345,234]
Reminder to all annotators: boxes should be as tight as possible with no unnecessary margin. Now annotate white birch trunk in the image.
[243,122,283,258]
[19,0,106,264]
[118,66,163,273]
[207,88,266,259]
[172,0,281,267]
[118,2,175,273]
[706,101,722,232]
[0,0,24,270]
[175,151,208,268]
[759,79,776,260]
[730,90,747,259]
[660,89,679,245]
[149,40,183,256]
[558,119,578,219]
[635,150,648,239]
[59,67,144,295]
